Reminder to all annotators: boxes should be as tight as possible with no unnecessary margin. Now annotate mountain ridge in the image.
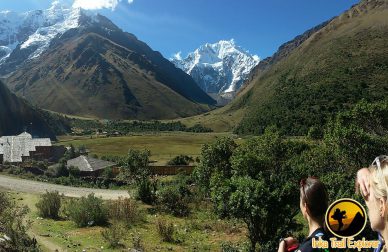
[2,3,215,120]
[178,0,388,134]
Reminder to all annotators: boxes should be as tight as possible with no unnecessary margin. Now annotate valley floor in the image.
[57,132,238,165]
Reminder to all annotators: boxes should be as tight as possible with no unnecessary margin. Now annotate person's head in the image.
[365,155,388,232]
[300,177,329,224]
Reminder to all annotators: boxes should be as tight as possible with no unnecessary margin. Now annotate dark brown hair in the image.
[300,177,329,223]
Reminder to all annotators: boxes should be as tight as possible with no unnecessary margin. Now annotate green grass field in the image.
[57,132,236,165]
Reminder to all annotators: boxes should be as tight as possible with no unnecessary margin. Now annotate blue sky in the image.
[0,0,359,59]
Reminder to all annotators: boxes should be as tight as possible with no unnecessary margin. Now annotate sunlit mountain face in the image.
[1,1,215,120]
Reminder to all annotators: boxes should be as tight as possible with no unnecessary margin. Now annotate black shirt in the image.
[295,228,329,252]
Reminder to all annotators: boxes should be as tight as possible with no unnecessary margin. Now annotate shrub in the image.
[0,192,39,251]
[101,221,126,248]
[44,163,68,177]
[108,197,143,227]
[158,177,191,217]
[66,193,108,227]
[158,186,190,217]
[102,167,115,179]
[167,155,194,166]
[36,191,61,219]
[156,218,175,243]
[68,166,81,177]
[136,178,157,204]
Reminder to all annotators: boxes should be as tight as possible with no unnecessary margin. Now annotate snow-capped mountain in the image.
[172,39,260,95]
[0,1,91,71]
[2,1,215,120]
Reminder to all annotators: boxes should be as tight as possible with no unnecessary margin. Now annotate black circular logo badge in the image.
[325,198,367,238]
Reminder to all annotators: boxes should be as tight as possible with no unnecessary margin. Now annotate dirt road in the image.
[0,175,129,200]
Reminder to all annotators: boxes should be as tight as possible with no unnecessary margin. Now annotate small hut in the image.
[67,155,116,177]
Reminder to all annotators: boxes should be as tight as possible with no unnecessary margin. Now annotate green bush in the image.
[36,191,61,219]
[158,183,190,217]
[44,163,68,177]
[68,166,81,177]
[167,155,194,165]
[156,218,175,243]
[136,178,157,205]
[66,193,108,227]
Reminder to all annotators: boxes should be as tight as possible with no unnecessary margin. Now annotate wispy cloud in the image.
[72,0,133,11]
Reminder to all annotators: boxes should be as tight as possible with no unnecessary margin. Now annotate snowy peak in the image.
[0,1,98,68]
[172,39,259,95]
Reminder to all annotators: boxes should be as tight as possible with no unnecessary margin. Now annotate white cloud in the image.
[72,0,134,11]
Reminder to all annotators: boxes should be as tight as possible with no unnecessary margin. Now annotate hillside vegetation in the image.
[234,0,388,135]
[181,0,388,135]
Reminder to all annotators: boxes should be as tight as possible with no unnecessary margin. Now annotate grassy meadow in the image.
[56,132,240,165]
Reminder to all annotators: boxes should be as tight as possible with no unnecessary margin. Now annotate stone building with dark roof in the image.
[67,155,116,176]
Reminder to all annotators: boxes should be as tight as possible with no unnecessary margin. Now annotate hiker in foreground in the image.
[278,177,330,252]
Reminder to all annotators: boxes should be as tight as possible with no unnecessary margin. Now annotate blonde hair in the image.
[369,156,388,200]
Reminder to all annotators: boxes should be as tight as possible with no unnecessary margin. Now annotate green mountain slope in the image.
[231,0,388,135]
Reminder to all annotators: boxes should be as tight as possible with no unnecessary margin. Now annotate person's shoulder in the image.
[297,228,330,252]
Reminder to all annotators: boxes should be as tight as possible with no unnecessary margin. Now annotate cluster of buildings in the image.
[0,132,116,177]
[0,132,63,164]
[0,132,191,177]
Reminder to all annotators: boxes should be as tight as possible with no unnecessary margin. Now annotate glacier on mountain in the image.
[172,39,260,94]
[0,1,95,64]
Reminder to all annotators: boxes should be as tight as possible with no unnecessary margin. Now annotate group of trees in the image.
[2,100,385,251]
[194,100,388,251]
[70,119,213,135]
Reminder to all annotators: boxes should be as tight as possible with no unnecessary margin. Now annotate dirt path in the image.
[28,230,64,252]
[0,175,129,200]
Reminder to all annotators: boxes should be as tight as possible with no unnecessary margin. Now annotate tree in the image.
[210,128,301,251]
[324,100,388,169]
[121,149,151,182]
[193,137,237,192]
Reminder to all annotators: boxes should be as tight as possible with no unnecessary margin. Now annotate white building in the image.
[0,132,52,164]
